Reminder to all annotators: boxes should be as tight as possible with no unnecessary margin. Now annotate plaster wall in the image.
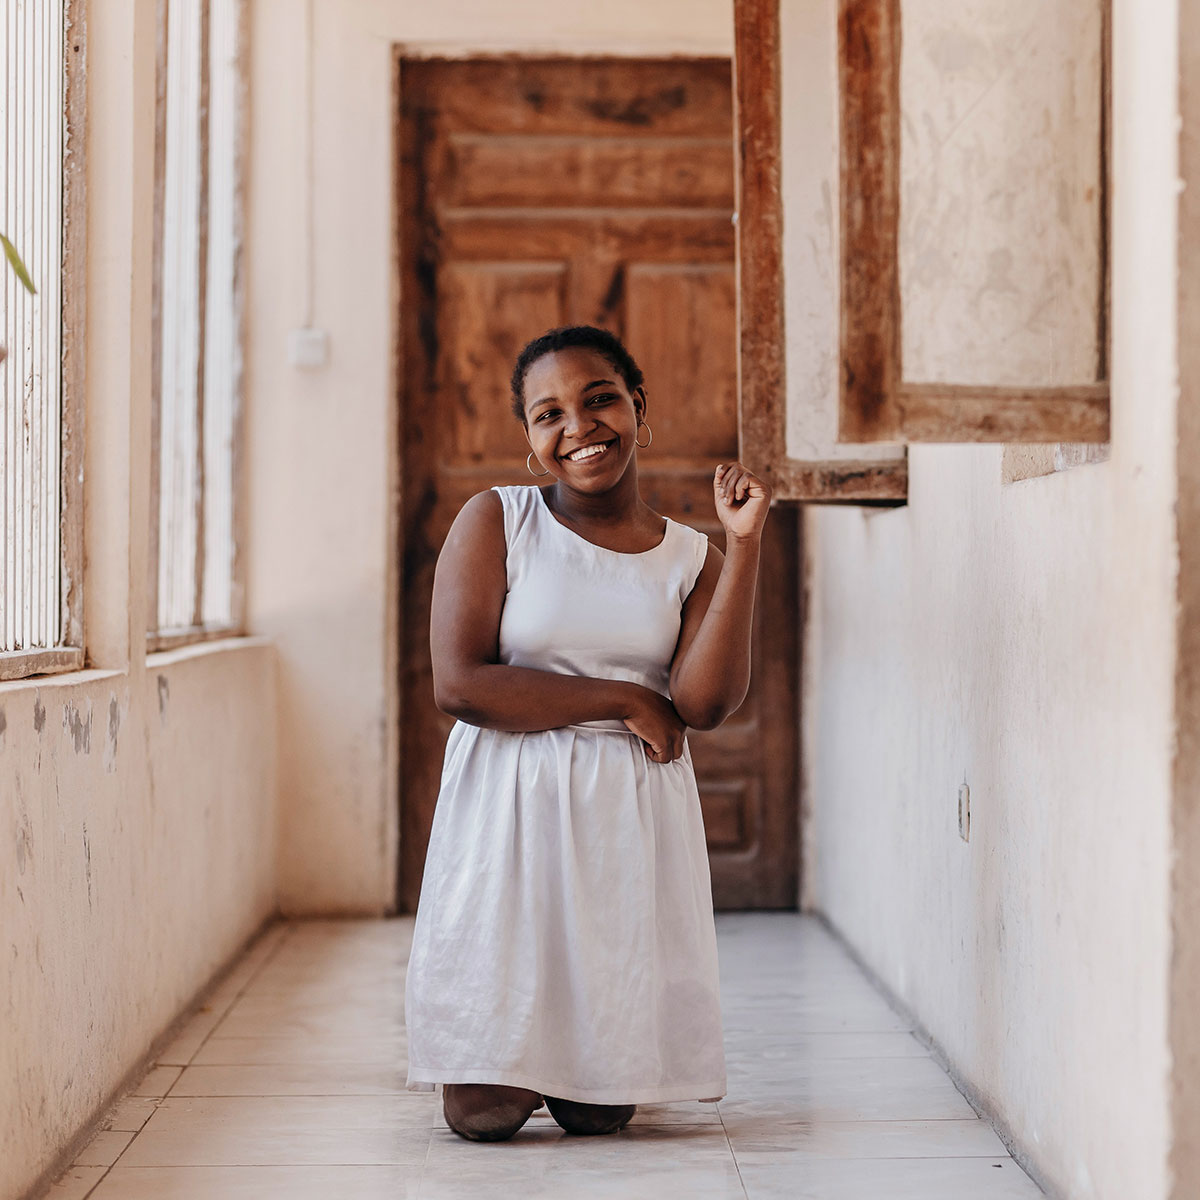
[1,646,278,1200]
[798,0,1176,1195]
[244,0,734,914]
[2,6,280,1197]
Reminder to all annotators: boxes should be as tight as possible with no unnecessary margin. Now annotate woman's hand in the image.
[713,462,771,542]
[621,688,687,764]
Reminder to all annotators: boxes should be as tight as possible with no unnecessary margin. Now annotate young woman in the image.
[404,325,771,1141]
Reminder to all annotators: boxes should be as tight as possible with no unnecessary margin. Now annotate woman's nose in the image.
[563,408,596,437]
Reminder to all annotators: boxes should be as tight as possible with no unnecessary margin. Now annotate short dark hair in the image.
[510,325,645,422]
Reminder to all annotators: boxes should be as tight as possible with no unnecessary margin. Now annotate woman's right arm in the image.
[429,491,683,758]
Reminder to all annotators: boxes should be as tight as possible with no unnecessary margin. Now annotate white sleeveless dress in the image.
[404,484,727,1105]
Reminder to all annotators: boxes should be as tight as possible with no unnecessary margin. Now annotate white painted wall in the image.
[2,6,279,1198]
[1,647,278,1200]
[797,0,1176,1195]
[244,0,734,914]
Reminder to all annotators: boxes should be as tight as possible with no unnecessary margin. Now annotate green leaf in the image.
[0,233,36,294]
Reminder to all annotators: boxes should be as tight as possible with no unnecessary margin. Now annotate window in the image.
[0,0,84,681]
[149,0,244,649]
[734,0,1110,502]
[838,0,1110,445]
[734,0,907,502]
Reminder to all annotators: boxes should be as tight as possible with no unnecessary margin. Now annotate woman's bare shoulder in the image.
[442,488,506,556]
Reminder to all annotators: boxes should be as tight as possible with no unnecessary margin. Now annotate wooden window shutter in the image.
[734,0,907,503]
[837,0,1111,444]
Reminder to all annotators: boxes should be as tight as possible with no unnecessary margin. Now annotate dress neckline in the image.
[533,485,672,558]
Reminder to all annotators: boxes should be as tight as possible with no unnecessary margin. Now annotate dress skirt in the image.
[403,719,728,1105]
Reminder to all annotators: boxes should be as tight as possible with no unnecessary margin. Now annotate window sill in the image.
[146,632,273,667]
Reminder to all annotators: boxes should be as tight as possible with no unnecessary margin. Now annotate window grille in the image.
[0,0,80,672]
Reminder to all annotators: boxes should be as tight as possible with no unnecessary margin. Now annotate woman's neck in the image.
[546,464,647,527]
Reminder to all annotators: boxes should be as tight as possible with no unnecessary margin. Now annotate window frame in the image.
[733,0,908,503]
[147,0,248,653]
[0,0,86,683]
[836,0,1112,445]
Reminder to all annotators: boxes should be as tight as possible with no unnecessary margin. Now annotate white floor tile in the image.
[739,1155,1044,1199]
[41,1166,107,1199]
[88,1164,423,1199]
[72,1129,135,1168]
[41,914,1045,1200]
[725,1118,1007,1159]
[141,1094,437,1133]
[168,1061,410,1096]
[116,1124,431,1168]
[190,1033,407,1065]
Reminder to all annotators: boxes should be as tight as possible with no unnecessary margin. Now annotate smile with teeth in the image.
[562,438,615,463]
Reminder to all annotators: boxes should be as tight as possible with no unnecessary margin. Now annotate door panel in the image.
[399,58,799,913]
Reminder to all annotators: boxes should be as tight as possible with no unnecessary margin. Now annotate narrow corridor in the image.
[46,916,1043,1200]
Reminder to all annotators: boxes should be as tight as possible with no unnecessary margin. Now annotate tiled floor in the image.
[45,914,1043,1199]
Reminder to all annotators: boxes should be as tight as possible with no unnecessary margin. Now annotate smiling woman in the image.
[402,323,771,1141]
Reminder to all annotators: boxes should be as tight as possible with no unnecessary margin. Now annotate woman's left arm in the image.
[669,462,772,731]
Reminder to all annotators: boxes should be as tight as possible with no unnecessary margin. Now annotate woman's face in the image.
[521,347,646,492]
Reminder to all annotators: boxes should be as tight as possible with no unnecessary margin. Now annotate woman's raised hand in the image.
[713,462,771,541]
[621,687,687,763]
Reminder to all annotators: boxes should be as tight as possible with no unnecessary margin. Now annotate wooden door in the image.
[398,58,799,913]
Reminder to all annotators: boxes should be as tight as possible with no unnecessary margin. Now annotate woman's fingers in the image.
[643,738,682,763]
[714,461,769,506]
[714,463,751,503]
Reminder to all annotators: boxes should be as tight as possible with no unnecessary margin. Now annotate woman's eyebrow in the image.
[582,379,616,392]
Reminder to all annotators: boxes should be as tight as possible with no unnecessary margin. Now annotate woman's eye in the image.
[536,409,560,422]
[588,394,617,405]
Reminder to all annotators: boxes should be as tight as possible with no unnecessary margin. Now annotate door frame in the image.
[386,45,805,915]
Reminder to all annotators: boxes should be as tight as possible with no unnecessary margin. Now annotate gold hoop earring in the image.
[527,451,550,476]
[635,422,653,449]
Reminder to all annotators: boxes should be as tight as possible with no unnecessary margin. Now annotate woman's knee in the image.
[544,1095,637,1135]
[442,1083,541,1142]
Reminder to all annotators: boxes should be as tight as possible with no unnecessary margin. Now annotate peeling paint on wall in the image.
[14,795,31,879]
[103,691,126,774]
[33,694,46,733]
[157,675,170,725]
[81,820,93,909]
[62,699,92,754]
[0,706,6,752]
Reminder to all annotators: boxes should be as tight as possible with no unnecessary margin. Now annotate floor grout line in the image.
[715,1103,751,1199]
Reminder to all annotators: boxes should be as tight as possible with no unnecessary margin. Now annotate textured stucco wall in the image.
[899,0,1104,386]
[799,0,1176,1196]
[0,648,279,1200]
[245,0,735,915]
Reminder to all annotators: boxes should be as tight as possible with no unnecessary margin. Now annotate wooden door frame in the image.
[386,47,805,914]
